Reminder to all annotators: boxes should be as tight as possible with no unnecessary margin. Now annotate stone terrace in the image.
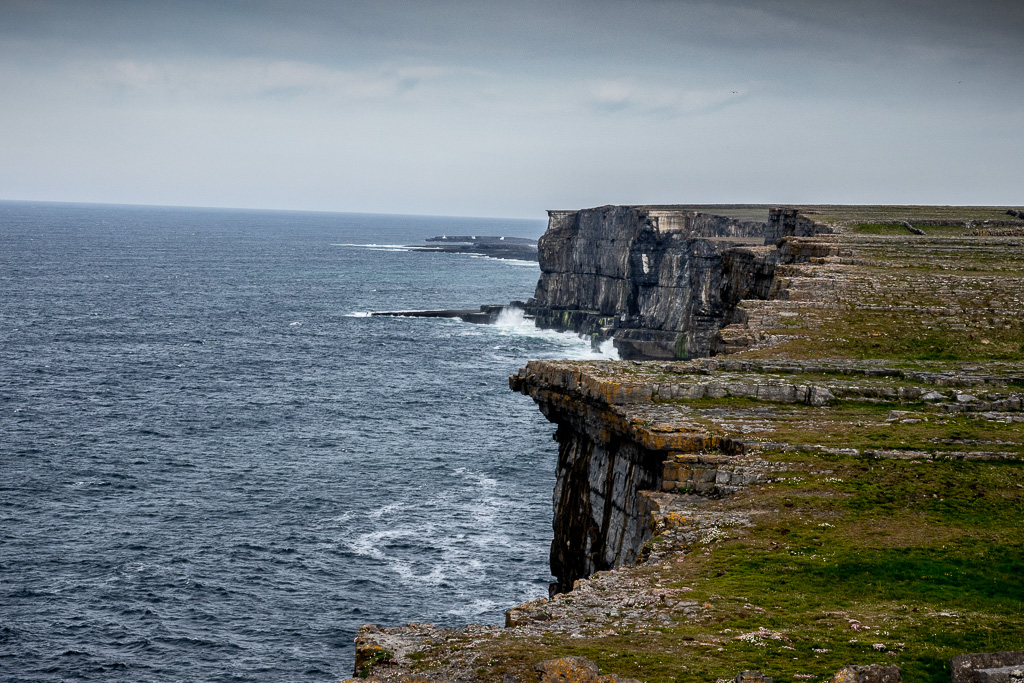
[349,209,1024,683]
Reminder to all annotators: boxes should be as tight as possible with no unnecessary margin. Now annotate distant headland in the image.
[407,234,538,261]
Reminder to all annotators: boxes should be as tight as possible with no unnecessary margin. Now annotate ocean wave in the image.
[444,598,504,619]
[331,243,413,252]
[489,307,620,360]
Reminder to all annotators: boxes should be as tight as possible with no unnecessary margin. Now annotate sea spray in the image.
[491,306,620,360]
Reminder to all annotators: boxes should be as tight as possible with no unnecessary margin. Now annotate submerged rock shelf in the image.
[407,235,539,261]
[350,205,1024,683]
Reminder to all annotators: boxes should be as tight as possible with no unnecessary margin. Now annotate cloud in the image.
[86,58,475,105]
[0,0,1022,216]
[587,80,745,116]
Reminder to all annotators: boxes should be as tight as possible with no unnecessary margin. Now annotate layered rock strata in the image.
[410,235,539,261]
[372,304,510,324]
[951,651,1024,683]
[509,357,1024,594]
[526,204,1024,360]
[350,206,1024,683]
[526,205,776,359]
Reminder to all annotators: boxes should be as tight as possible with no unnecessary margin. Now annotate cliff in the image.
[507,360,754,594]
[525,204,1024,361]
[526,205,776,359]
[349,205,1024,683]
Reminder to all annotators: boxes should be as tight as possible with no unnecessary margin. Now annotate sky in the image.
[1,0,1022,218]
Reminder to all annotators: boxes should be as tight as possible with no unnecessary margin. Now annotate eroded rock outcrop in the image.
[952,651,1024,683]
[349,205,1024,683]
[509,360,770,594]
[525,205,780,359]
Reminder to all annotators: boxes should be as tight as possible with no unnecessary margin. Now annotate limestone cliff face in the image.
[514,205,832,589]
[546,423,659,595]
[509,364,662,594]
[527,206,773,359]
[509,360,759,594]
[526,205,830,359]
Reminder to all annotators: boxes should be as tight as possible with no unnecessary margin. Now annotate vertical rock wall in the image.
[516,205,838,593]
[526,206,773,359]
[547,422,661,594]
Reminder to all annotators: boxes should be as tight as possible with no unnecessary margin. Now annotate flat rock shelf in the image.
[350,205,1024,683]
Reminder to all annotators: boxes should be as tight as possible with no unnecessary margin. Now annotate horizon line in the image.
[0,197,548,223]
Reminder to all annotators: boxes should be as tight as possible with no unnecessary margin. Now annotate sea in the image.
[0,202,617,682]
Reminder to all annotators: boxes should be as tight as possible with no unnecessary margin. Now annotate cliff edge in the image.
[350,205,1024,683]
[525,205,776,359]
[525,204,1024,361]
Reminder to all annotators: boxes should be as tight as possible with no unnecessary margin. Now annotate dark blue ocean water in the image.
[0,202,615,682]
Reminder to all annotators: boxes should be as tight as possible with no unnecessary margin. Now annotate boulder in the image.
[534,657,642,683]
[734,671,773,683]
[952,651,1024,683]
[829,664,902,683]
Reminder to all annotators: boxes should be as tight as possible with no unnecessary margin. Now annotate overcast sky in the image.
[1,0,1021,218]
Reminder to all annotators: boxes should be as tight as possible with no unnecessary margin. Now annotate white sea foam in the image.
[597,337,617,356]
[347,531,396,560]
[445,598,503,618]
[503,260,540,267]
[490,307,620,360]
[347,526,430,561]
[343,312,372,317]
[492,306,537,332]
[331,243,413,252]
[368,502,402,520]
[388,560,449,586]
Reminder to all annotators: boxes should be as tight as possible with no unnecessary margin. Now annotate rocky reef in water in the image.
[408,235,539,261]
[348,205,1024,683]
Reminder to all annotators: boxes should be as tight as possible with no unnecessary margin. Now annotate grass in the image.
[435,453,1024,683]
[850,223,972,237]
[745,307,1024,362]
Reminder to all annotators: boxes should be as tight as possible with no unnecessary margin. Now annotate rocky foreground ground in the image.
[348,207,1024,683]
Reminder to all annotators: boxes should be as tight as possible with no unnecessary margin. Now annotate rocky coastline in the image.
[349,205,1024,683]
[408,235,539,261]
[523,205,1024,361]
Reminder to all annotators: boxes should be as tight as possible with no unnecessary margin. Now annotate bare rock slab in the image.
[952,652,1024,683]
[829,665,902,683]
[535,657,642,683]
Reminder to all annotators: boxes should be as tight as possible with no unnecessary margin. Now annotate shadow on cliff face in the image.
[525,205,778,361]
